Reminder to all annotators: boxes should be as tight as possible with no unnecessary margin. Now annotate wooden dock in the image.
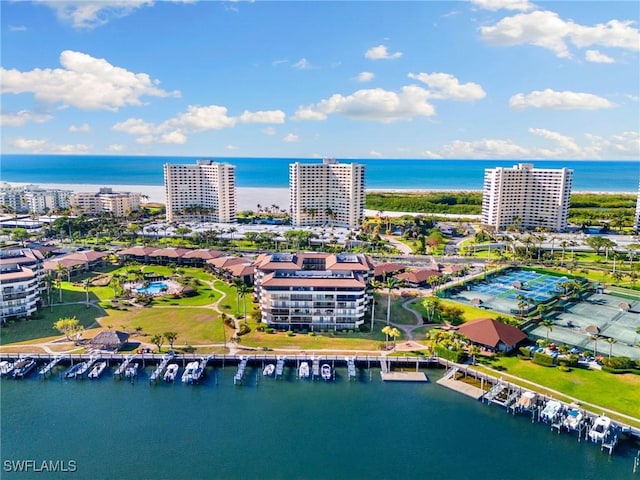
[381,371,428,382]
[436,377,485,399]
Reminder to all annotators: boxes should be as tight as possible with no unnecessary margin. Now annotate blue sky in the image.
[1,0,638,159]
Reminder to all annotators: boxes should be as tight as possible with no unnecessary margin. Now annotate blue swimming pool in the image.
[136,281,168,295]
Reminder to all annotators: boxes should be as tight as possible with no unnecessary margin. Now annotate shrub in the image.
[237,324,251,336]
[519,346,532,358]
[265,327,275,334]
[308,332,316,337]
[533,352,555,367]
[286,330,294,337]
[601,356,633,369]
[434,344,467,363]
[558,365,571,372]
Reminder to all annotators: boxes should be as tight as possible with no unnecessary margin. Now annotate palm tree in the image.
[237,283,252,324]
[369,279,382,331]
[604,337,617,359]
[540,319,554,343]
[384,277,399,326]
[381,325,401,350]
[468,345,480,365]
[151,334,164,352]
[591,334,600,357]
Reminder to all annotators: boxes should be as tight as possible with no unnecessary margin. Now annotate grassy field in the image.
[477,356,640,423]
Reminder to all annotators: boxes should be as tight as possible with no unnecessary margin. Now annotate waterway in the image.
[1,365,638,480]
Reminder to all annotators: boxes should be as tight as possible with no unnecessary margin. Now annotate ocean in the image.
[1,155,638,192]
[1,365,638,480]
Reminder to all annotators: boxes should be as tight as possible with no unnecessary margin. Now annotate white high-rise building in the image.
[482,163,573,232]
[70,187,142,217]
[635,180,640,233]
[0,248,45,323]
[164,160,236,223]
[289,159,365,228]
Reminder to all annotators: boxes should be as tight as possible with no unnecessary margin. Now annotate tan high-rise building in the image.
[482,163,573,232]
[164,160,236,223]
[289,159,365,228]
[70,187,141,217]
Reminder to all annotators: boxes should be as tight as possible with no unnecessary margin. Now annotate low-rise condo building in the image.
[0,183,72,214]
[482,163,573,232]
[289,159,365,229]
[70,187,142,217]
[164,160,236,223]
[0,248,45,323]
[253,252,374,331]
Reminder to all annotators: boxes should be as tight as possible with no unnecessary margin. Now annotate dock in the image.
[347,356,356,380]
[275,356,285,379]
[113,356,132,379]
[75,356,98,378]
[380,357,428,382]
[234,356,248,385]
[149,353,174,384]
[312,357,320,379]
[38,355,66,378]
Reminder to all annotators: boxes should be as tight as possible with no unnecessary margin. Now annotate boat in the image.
[181,361,199,384]
[124,362,139,378]
[588,415,611,443]
[88,361,107,379]
[65,363,84,378]
[12,357,36,379]
[516,391,537,410]
[299,361,310,379]
[0,360,14,376]
[540,400,562,423]
[262,364,275,376]
[563,408,584,431]
[163,364,179,382]
[321,364,332,381]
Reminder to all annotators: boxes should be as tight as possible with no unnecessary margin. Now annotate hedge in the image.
[434,344,467,363]
[532,352,555,367]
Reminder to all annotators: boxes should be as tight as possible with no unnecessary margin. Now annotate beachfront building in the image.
[70,188,143,217]
[482,163,573,232]
[635,180,640,233]
[164,160,236,223]
[289,159,365,229]
[0,183,72,214]
[0,248,45,323]
[253,252,375,331]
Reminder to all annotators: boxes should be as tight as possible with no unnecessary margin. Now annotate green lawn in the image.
[477,356,640,424]
[374,294,420,325]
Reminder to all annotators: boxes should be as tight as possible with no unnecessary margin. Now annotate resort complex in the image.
[70,187,144,217]
[482,163,573,232]
[289,159,365,228]
[0,183,72,215]
[164,160,237,223]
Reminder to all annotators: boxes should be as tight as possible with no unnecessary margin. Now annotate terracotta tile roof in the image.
[228,263,255,277]
[0,268,35,281]
[206,256,249,269]
[395,269,441,284]
[181,249,224,260]
[148,247,191,258]
[373,262,406,277]
[67,250,109,262]
[117,246,159,256]
[261,274,365,288]
[44,258,87,270]
[457,318,527,349]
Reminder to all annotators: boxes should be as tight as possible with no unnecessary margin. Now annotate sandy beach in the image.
[6,182,291,212]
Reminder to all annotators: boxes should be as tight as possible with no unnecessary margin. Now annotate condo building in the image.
[0,249,45,323]
[0,183,71,214]
[70,187,142,217]
[253,252,375,331]
[482,163,573,232]
[164,160,236,223]
[289,159,365,229]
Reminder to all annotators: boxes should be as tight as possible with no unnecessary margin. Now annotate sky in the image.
[1,0,639,160]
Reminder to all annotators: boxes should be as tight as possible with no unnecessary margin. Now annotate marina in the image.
[88,361,108,379]
[163,363,179,382]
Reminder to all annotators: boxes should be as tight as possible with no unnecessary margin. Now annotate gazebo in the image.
[90,330,130,351]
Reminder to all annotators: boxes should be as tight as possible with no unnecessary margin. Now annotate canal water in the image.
[1,365,637,480]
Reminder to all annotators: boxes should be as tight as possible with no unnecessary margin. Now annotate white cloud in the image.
[225,145,238,151]
[263,127,277,136]
[238,110,286,124]
[0,110,53,127]
[408,72,486,101]
[471,0,535,11]
[10,136,90,153]
[9,25,27,31]
[1,50,180,111]
[509,89,614,110]
[368,150,383,157]
[41,0,153,29]
[528,127,582,157]
[585,49,615,63]
[283,133,299,142]
[293,86,436,123]
[356,72,375,83]
[440,138,531,159]
[106,144,125,152]
[69,123,91,133]
[113,104,285,144]
[292,58,311,69]
[480,10,640,58]
[364,45,403,60]
[584,131,640,158]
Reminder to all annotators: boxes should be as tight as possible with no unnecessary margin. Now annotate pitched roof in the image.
[117,246,159,256]
[181,249,224,260]
[67,250,109,262]
[395,269,441,284]
[457,318,527,348]
[206,256,249,269]
[149,247,191,258]
[373,262,406,277]
[90,330,130,348]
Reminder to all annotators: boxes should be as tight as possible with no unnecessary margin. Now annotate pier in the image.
[113,356,133,379]
[38,355,67,378]
[234,355,248,385]
[149,353,174,384]
[347,356,357,380]
[275,356,285,379]
[312,357,320,379]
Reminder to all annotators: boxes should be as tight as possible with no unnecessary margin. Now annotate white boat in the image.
[563,408,583,431]
[88,361,107,379]
[12,358,36,378]
[163,364,179,382]
[299,361,310,379]
[182,361,199,384]
[516,391,537,410]
[588,415,611,443]
[262,364,275,376]
[0,361,14,376]
[321,364,332,381]
[124,362,139,378]
[540,400,562,423]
